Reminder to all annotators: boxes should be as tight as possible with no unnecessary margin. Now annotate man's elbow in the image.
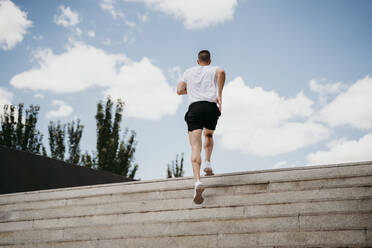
[217,68,225,78]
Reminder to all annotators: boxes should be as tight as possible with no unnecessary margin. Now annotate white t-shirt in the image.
[181,65,219,105]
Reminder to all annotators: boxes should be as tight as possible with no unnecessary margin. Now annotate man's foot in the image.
[193,180,205,204]
[203,161,214,176]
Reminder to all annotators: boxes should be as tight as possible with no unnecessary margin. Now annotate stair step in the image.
[1,174,371,212]
[1,198,371,232]
[1,162,371,205]
[0,162,371,247]
[0,216,298,244]
[219,230,369,247]
[1,186,371,223]
[1,213,371,245]
[0,230,369,247]
[0,235,217,248]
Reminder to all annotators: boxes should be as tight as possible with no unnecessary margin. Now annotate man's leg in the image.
[203,128,214,162]
[188,129,202,182]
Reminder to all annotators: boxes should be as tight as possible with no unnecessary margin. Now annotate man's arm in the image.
[177,81,187,95]
[216,68,226,112]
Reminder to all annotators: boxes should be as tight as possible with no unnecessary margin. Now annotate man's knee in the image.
[204,130,214,138]
[204,133,213,149]
[191,143,202,152]
[191,153,201,164]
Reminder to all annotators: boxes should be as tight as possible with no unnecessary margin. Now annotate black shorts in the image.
[184,101,221,132]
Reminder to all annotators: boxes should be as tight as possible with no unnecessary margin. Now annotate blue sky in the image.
[1,0,371,180]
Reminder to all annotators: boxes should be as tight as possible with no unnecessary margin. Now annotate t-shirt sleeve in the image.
[213,66,219,81]
[181,70,187,83]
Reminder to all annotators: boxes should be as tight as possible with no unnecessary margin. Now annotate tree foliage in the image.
[48,119,84,164]
[80,151,97,169]
[0,103,46,155]
[66,119,84,164]
[167,153,185,178]
[95,97,138,178]
[48,121,66,161]
[1,99,138,179]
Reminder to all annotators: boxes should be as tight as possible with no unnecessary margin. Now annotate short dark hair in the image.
[198,50,211,62]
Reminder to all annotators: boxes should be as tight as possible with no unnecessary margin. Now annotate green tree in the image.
[48,119,84,164]
[81,151,97,169]
[95,97,138,178]
[115,128,138,178]
[167,153,185,178]
[0,103,46,155]
[48,121,66,160]
[66,119,84,164]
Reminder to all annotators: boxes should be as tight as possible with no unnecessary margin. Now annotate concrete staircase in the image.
[0,161,371,247]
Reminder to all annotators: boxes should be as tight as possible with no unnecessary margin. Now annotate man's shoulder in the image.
[182,66,197,82]
[184,65,222,76]
[184,66,199,73]
[186,65,220,71]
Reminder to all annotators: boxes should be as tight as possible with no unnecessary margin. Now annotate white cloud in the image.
[100,0,124,19]
[104,58,180,120]
[33,93,44,99]
[46,100,73,118]
[10,42,181,120]
[308,134,372,165]
[54,5,80,27]
[309,78,348,105]
[123,32,135,44]
[138,13,149,22]
[316,75,372,130]
[75,28,83,36]
[215,77,330,156]
[0,88,23,121]
[310,79,346,95]
[75,27,82,36]
[102,38,111,45]
[129,0,237,29]
[87,30,96,38]
[11,42,125,92]
[0,0,32,50]
[272,161,287,169]
[100,0,140,29]
[125,20,136,28]
[0,88,13,114]
[33,34,43,40]
[168,66,182,83]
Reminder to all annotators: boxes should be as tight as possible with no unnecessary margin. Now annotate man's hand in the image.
[216,96,222,113]
[177,81,187,95]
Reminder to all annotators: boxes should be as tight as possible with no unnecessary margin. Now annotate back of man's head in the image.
[198,50,211,63]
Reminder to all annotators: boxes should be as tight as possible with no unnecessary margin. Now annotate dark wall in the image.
[0,145,136,195]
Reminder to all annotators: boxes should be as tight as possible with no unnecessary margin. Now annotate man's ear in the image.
[197,59,200,65]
